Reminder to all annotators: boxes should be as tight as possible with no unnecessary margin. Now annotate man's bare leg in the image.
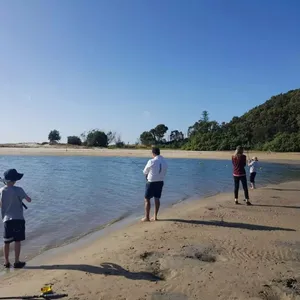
[14,241,21,263]
[151,198,160,221]
[141,198,150,222]
[4,243,10,265]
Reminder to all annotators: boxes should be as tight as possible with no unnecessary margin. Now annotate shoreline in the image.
[1,146,300,163]
[1,180,300,299]
[0,170,297,266]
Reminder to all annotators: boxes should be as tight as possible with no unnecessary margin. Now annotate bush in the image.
[115,141,125,148]
[67,136,82,146]
[262,133,300,152]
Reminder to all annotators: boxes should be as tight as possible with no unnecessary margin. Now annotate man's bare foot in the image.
[151,216,158,221]
[141,217,150,222]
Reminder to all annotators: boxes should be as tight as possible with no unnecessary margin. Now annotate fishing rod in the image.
[0,177,28,210]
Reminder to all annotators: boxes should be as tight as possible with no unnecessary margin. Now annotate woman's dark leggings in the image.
[234,175,249,200]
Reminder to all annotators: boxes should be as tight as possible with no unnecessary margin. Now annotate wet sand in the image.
[1,181,300,299]
[0,146,300,163]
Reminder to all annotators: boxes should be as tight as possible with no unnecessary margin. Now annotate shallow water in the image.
[0,155,299,260]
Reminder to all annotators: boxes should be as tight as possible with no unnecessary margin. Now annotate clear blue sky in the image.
[1,0,300,143]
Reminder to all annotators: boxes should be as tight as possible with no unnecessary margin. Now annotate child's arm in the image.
[18,188,31,203]
[25,195,32,203]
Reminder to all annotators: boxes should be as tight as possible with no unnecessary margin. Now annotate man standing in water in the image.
[142,147,168,222]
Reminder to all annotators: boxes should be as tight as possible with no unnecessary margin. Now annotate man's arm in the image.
[143,160,152,175]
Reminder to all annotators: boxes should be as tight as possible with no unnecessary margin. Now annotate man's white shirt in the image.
[143,155,167,182]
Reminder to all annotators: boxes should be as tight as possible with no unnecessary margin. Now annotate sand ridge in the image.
[1,181,300,299]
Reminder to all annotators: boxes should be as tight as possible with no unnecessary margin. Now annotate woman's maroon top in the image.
[232,154,247,176]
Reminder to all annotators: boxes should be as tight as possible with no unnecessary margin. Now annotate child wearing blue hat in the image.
[0,169,31,268]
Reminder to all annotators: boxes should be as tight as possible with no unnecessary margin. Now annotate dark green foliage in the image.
[153,124,168,142]
[262,133,300,152]
[170,130,184,142]
[139,89,300,152]
[139,124,169,146]
[48,130,61,143]
[107,131,116,145]
[140,131,156,146]
[86,129,108,147]
[184,89,300,152]
[67,136,82,146]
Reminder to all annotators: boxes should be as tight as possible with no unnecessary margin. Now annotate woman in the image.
[232,146,251,205]
[248,156,258,189]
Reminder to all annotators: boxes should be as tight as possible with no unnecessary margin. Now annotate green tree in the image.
[153,124,168,142]
[67,136,82,146]
[184,89,300,152]
[86,129,108,147]
[170,130,184,142]
[48,130,61,143]
[115,134,125,148]
[202,110,209,122]
[107,131,116,145]
[140,131,155,146]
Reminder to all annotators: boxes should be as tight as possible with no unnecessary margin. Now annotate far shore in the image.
[0,145,300,163]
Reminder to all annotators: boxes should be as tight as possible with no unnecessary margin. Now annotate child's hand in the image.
[25,196,32,203]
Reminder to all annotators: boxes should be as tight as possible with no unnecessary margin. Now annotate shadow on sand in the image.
[263,188,300,192]
[25,262,163,281]
[160,219,295,232]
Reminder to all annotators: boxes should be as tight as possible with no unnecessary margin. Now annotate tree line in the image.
[48,129,123,148]
[139,89,300,152]
[48,88,300,152]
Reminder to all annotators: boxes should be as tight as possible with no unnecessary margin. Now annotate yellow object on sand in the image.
[41,285,53,295]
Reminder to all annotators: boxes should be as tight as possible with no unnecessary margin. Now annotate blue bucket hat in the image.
[4,169,24,182]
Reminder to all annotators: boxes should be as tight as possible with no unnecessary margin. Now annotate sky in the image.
[0,0,300,143]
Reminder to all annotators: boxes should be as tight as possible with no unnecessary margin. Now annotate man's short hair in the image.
[152,147,160,156]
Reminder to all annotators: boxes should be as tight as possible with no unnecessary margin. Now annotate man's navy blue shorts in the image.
[145,181,164,200]
[3,220,25,244]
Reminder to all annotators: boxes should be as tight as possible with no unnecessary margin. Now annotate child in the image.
[248,157,258,189]
[0,169,31,268]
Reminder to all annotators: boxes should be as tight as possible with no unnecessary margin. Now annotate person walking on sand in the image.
[248,156,259,189]
[142,147,167,222]
[232,146,252,205]
[0,169,31,268]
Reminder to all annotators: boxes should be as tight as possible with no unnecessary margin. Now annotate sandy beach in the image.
[0,146,300,163]
[1,180,300,299]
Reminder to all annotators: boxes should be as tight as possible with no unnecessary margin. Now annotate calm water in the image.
[0,155,299,260]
